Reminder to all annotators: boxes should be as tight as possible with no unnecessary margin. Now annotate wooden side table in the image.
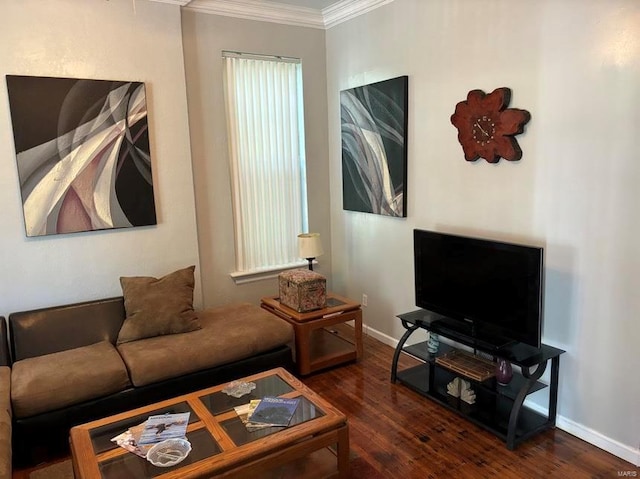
[261,293,363,375]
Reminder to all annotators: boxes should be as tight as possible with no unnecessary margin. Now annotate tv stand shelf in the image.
[391,309,565,450]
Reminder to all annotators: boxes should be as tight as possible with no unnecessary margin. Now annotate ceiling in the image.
[172,0,391,28]
[175,0,342,10]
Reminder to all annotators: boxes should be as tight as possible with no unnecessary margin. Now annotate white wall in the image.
[181,11,331,307]
[326,0,640,465]
[0,0,201,313]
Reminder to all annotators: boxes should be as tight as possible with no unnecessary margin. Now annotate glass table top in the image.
[198,374,294,416]
[89,401,198,455]
[98,427,221,478]
[220,396,325,446]
[80,370,333,478]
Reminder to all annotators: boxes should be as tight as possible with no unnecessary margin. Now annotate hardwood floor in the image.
[14,326,637,478]
[298,325,637,478]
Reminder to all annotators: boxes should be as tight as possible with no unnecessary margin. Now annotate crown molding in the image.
[184,0,325,29]
[323,0,394,28]
[182,0,394,30]
[149,0,192,5]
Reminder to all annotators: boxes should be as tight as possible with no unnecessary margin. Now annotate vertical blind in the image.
[223,53,308,273]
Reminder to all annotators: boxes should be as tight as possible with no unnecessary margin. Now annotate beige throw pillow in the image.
[117,265,201,344]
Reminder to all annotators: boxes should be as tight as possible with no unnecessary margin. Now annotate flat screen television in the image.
[414,229,544,349]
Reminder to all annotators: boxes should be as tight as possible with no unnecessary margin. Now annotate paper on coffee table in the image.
[138,412,190,445]
[111,422,152,458]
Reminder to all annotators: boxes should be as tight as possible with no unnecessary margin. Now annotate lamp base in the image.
[306,258,314,271]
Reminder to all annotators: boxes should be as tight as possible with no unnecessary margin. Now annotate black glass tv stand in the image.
[390,309,565,450]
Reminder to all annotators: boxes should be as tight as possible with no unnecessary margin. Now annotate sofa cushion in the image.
[117,303,293,387]
[11,341,131,418]
[118,266,201,344]
[0,367,10,479]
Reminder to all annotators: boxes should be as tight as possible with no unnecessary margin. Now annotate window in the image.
[223,52,308,278]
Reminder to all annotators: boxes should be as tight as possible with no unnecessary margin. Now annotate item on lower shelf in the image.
[460,388,476,405]
[446,377,463,397]
[446,377,475,404]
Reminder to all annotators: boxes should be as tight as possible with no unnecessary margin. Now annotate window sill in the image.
[230,261,315,285]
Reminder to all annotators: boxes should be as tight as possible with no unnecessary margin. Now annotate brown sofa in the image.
[0,317,11,479]
[0,367,9,479]
[7,297,294,467]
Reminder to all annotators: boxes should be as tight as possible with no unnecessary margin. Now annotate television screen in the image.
[414,229,543,348]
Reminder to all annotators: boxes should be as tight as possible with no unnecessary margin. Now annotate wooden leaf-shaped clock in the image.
[450,87,530,163]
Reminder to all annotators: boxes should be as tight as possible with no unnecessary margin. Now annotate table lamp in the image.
[298,233,323,271]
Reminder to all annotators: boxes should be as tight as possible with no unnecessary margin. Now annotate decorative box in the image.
[278,269,327,312]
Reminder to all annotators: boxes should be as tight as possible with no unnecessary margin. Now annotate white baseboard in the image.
[363,323,397,347]
[364,324,640,467]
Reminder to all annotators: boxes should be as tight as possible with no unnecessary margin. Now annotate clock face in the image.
[472,115,496,147]
[450,87,530,163]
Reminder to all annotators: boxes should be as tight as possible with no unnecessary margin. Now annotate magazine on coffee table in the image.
[137,412,190,445]
[234,400,273,431]
[111,422,153,458]
[248,397,300,427]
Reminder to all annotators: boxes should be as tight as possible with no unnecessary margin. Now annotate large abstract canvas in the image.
[6,75,157,237]
[340,76,408,217]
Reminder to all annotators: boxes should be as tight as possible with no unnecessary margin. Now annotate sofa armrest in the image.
[0,364,11,479]
[0,318,9,367]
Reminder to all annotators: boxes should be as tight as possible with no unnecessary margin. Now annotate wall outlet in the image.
[362,294,368,307]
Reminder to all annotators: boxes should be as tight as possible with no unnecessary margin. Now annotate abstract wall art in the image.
[6,75,157,237]
[340,75,408,217]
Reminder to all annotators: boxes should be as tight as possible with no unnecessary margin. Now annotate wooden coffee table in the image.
[70,368,349,478]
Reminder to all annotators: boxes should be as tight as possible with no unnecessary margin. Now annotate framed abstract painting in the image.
[6,75,157,237]
[340,75,408,217]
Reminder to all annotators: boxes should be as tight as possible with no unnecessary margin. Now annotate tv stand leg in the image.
[390,320,421,383]
[506,360,547,449]
[548,356,561,425]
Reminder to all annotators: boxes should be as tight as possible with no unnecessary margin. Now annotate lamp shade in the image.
[298,233,324,259]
